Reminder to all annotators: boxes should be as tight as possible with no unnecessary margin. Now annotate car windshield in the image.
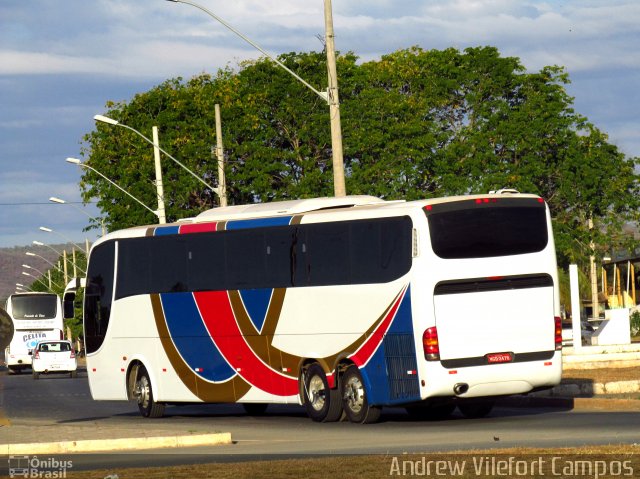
[39,342,71,352]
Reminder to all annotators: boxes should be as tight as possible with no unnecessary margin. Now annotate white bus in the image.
[66,192,562,423]
[5,292,64,374]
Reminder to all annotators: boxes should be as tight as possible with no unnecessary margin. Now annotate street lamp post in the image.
[66,157,163,224]
[22,264,62,289]
[151,126,168,223]
[31,241,86,275]
[93,115,220,204]
[165,0,347,197]
[49,196,106,236]
[39,226,87,255]
[22,271,52,292]
[25,251,75,276]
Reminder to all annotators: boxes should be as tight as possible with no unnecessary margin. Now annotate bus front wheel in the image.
[341,365,381,424]
[134,367,165,418]
[302,363,343,422]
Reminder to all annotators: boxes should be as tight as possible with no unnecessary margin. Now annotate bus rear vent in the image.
[384,334,420,400]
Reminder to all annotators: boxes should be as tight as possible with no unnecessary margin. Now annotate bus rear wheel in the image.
[458,398,495,419]
[302,363,343,422]
[341,365,381,424]
[405,401,455,421]
[134,367,165,418]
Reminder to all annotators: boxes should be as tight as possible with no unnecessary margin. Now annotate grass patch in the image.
[562,367,639,383]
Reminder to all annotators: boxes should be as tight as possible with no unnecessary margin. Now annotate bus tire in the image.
[302,363,343,422]
[341,365,381,424]
[458,398,495,419]
[135,367,165,418]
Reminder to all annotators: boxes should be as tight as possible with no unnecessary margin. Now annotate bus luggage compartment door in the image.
[433,276,555,364]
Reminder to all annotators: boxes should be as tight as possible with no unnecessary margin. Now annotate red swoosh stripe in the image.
[194,290,298,397]
[349,286,407,367]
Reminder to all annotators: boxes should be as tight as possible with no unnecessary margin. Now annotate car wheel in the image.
[341,365,381,424]
[135,367,165,418]
[302,363,343,422]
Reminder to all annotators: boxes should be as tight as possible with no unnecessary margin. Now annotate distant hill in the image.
[0,244,74,305]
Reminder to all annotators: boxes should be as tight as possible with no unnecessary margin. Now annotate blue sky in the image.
[1,0,638,248]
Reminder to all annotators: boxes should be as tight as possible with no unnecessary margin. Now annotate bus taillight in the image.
[554,316,562,350]
[422,327,440,361]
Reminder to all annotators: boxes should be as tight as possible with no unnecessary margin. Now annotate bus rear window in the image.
[425,199,548,259]
[10,294,58,319]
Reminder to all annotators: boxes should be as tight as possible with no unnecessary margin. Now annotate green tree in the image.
[79,46,640,266]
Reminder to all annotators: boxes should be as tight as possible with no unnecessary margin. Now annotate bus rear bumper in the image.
[421,355,562,400]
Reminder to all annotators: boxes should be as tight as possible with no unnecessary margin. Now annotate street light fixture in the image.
[165,0,346,197]
[49,196,106,236]
[21,271,53,292]
[32,240,87,275]
[16,283,34,292]
[93,115,219,198]
[39,225,86,254]
[26,251,85,275]
[22,264,62,289]
[66,157,163,223]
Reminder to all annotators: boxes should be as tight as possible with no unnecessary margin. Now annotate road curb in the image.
[533,380,640,397]
[3,432,232,455]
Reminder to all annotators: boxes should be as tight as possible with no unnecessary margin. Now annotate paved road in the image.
[2,367,640,470]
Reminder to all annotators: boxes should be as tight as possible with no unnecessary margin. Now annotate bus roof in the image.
[194,195,388,222]
[91,191,543,246]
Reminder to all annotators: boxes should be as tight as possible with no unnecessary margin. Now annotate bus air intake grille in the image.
[383,334,420,400]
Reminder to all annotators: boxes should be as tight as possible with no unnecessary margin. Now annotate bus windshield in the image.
[10,294,58,320]
[425,198,548,259]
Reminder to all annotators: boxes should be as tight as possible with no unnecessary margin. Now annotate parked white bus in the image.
[65,192,562,423]
[5,292,64,374]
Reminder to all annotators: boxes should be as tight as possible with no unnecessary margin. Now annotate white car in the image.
[31,340,78,379]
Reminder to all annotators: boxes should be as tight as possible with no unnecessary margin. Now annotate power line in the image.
[0,201,97,206]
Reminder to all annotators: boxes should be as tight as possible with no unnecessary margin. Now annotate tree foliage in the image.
[79,46,640,268]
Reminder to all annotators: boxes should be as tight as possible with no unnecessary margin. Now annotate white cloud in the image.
[0,0,638,248]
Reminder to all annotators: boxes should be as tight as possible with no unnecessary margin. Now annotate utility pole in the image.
[589,217,599,319]
[214,104,228,207]
[72,249,78,279]
[152,126,168,224]
[323,0,346,197]
[62,250,69,286]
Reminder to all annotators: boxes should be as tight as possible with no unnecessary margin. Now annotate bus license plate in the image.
[486,352,512,364]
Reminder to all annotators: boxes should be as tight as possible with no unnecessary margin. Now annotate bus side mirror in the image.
[63,292,76,320]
